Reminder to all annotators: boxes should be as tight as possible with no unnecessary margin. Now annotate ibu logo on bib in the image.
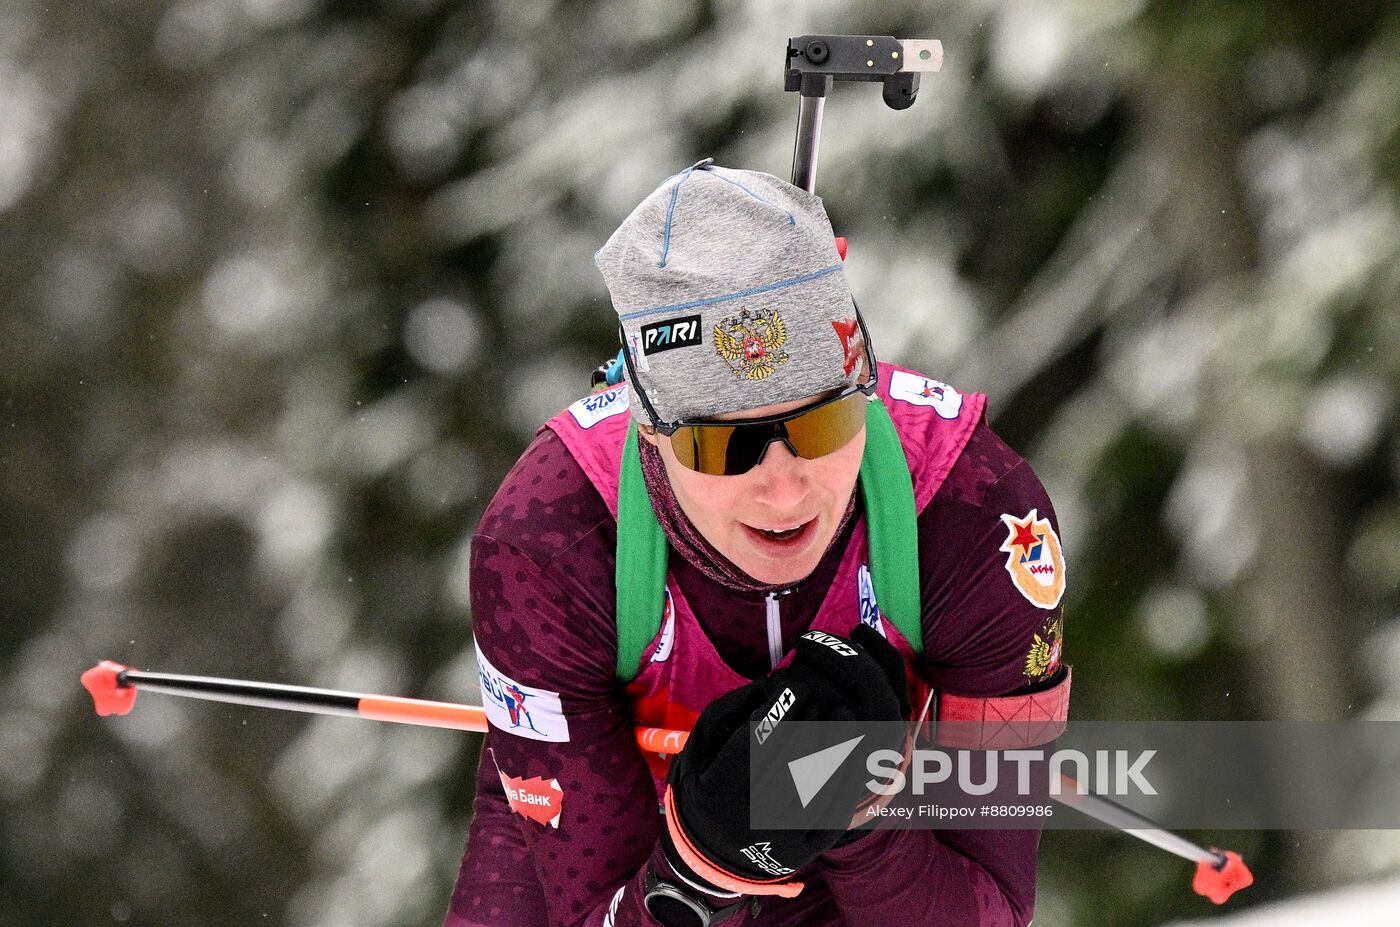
[567,385,629,429]
[475,639,571,742]
[889,370,963,419]
[856,563,886,636]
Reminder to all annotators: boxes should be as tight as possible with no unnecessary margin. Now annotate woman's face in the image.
[640,393,865,586]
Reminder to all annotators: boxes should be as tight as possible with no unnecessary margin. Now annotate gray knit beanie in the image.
[594,159,869,425]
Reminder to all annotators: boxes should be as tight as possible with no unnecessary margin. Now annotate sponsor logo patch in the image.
[641,314,703,355]
[650,589,675,663]
[1024,613,1064,680]
[566,385,629,429]
[856,563,885,635]
[801,630,858,657]
[476,641,571,742]
[499,771,564,828]
[832,317,865,377]
[754,687,797,745]
[714,308,790,380]
[889,370,963,419]
[998,509,1066,610]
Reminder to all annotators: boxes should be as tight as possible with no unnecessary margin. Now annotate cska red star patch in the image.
[998,509,1066,609]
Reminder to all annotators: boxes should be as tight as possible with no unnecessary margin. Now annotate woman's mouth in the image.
[740,517,818,555]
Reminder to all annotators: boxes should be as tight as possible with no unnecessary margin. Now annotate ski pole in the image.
[1051,774,1252,903]
[81,660,689,757]
[82,660,1251,902]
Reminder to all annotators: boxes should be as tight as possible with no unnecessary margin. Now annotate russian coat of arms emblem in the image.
[714,308,790,380]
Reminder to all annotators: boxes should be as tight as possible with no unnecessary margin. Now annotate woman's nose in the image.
[751,439,808,501]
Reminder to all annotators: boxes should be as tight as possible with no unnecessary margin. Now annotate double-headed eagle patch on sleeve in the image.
[714,308,790,380]
[1023,613,1064,679]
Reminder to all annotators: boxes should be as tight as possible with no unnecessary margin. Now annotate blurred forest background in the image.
[2,1,1398,925]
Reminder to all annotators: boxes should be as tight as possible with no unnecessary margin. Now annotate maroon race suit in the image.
[446,364,1069,927]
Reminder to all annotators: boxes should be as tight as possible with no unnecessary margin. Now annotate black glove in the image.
[662,624,910,895]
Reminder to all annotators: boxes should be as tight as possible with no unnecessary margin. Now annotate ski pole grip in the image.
[81,661,138,716]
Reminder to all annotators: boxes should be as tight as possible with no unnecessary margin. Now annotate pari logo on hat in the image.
[641,314,703,356]
[714,308,790,380]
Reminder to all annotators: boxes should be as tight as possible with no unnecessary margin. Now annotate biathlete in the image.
[445,161,1071,927]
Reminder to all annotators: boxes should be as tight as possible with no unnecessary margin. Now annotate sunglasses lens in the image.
[670,424,738,475]
[668,392,867,476]
[783,392,867,458]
